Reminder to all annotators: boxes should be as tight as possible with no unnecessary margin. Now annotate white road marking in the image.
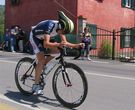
[0,60,17,64]
[86,72,135,81]
[91,60,109,64]
[124,63,135,67]
[0,93,50,110]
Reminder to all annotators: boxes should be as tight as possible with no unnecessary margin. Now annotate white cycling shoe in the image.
[32,84,44,95]
[87,57,92,61]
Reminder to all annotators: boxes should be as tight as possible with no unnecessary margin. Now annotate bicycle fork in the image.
[61,66,72,87]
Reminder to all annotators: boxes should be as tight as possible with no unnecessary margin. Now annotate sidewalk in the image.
[0,50,32,57]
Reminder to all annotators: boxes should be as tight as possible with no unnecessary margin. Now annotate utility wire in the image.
[53,0,76,18]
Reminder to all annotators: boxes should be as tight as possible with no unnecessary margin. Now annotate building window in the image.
[78,16,87,34]
[120,28,135,48]
[11,0,20,5]
[95,0,103,3]
[121,0,135,10]
[124,30,130,47]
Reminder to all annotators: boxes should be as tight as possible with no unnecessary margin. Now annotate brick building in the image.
[5,0,135,59]
[5,0,135,33]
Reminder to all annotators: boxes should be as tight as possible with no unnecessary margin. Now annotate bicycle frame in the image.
[21,47,72,89]
[40,47,72,87]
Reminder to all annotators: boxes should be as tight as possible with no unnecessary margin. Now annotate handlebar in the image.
[55,46,67,60]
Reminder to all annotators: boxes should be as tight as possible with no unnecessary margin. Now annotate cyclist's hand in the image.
[59,41,67,47]
[78,43,85,48]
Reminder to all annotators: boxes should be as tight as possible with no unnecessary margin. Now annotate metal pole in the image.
[112,29,116,60]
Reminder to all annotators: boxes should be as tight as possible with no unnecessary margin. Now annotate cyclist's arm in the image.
[59,34,84,48]
[43,34,60,48]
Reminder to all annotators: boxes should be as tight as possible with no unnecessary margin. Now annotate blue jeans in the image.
[82,44,91,57]
[10,38,15,52]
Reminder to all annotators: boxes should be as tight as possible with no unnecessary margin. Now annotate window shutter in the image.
[131,0,135,10]
[130,28,135,48]
[11,0,20,5]
[121,0,126,7]
[120,28,125,48]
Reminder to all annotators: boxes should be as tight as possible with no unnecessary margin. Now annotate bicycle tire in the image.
[15,57,36,96]
[52,63,88,108]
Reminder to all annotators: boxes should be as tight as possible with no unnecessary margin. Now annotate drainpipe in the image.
[134,10,135,27]
[76,0,78,34]
[112,30,116,60]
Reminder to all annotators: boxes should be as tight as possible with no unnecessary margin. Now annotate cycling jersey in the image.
[32,20,59,39]
[30,20,59,54]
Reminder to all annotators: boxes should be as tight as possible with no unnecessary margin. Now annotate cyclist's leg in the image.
[45,55,54,63]
[31,52,45,95]
[44,47,59,63]
[35,52,46,84]
[35,53,55,85]
[33,53,54,95]
[86,44,91,60]
[30,32,46,94]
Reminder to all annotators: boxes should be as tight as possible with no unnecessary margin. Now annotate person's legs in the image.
[29,32,55,95]
[32,52,45,95]
[10,38,15,52]
[81,48,85,60]
[29,32,46,94]
[32,52,54,95]
[18,40,23,52]
[87,45,91,61]
[35,52,45,84]
[35,53,54,83]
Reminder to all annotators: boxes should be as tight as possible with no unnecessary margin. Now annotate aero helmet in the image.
[58,11,74,34]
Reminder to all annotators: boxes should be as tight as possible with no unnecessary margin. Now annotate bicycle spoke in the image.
[53,62,88,108]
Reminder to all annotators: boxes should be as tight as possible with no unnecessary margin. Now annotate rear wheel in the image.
[15,57,36,96]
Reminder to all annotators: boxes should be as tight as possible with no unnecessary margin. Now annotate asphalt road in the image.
[0,54,135,110]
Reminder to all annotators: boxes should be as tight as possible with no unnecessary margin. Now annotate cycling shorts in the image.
[29,32,44,54]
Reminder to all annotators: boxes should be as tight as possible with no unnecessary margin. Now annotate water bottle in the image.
[43,63,55,75]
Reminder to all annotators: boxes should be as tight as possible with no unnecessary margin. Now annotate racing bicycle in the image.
[15,47,88,108]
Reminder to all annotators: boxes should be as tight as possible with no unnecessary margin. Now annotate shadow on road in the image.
[4,90,76,110]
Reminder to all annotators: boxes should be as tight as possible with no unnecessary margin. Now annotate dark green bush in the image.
[98,40,112,59]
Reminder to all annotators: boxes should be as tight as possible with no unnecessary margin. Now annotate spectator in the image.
[10,26,17,52]
[81,27,92,60]
[16,28,25,52]
[4,29,10,51]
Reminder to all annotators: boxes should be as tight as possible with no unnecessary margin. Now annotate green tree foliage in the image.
[98,40,112,59]
[0,5,5,41]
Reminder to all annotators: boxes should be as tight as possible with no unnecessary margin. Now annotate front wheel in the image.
[52,63,88,108]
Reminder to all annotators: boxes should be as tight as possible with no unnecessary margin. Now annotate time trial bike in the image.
[15,47,88,108]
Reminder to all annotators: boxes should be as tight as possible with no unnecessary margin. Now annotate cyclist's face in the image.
[57,29,65,34]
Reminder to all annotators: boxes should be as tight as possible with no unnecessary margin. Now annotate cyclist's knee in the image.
[36,52,46,66]
[37,58,46,66]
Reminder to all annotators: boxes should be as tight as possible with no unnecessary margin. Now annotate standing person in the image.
[10,26,17,52]
[17,28,25,52]
[81,27,92,61]
[4,29,10,51]
[29,11,84,95]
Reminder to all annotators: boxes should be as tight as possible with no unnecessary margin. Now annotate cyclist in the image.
[29,11,84,95]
